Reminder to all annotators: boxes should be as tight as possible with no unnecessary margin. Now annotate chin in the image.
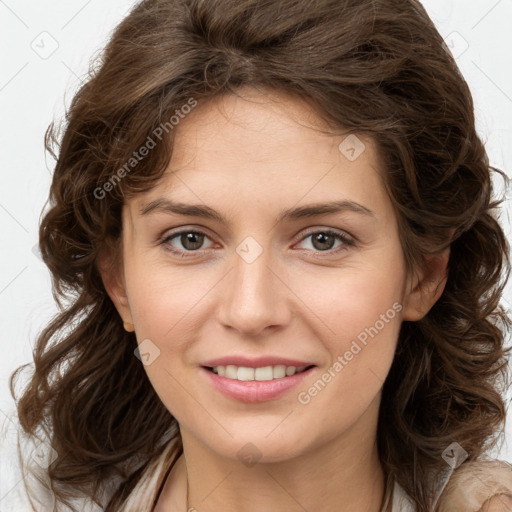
[201,430,310,464]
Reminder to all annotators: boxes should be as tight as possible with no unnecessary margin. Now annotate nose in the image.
[217,242,291,337]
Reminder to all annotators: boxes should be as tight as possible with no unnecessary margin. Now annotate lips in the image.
[201,364,317,403]
[199,355,318,402]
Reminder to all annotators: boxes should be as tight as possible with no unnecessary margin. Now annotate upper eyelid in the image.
[296,228,354,245]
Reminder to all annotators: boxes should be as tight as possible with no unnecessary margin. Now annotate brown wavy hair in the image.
[11,0,511,510]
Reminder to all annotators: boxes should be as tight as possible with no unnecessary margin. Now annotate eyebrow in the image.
[139,198,375,223]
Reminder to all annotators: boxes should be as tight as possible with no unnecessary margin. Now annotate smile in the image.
[207,364,314,381]
[201,365,317,403]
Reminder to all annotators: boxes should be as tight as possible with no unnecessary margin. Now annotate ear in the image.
[402,246,450,322]
[97,248,134,327]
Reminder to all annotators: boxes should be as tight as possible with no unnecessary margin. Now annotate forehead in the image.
[168,87,376,162]
[130,88,389,220]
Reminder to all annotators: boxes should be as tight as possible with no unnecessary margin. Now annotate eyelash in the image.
[159,228,355,258]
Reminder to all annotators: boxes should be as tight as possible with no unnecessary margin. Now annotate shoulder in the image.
[437,459,512,512]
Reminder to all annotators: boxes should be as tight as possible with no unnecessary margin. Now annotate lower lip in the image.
[200,366,316,403]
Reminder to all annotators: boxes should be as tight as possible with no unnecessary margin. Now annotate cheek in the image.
[293,261,405,342]
[339,274,404,344]
[125,259,208,341]
[289,255,405,396]
[293,274,403,427]
[124,266,201,418]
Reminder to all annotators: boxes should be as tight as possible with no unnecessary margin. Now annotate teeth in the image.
[212,364,308,381]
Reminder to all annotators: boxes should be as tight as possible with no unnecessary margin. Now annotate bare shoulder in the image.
[437,459,512,512]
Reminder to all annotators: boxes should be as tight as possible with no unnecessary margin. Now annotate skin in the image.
[101,86,449,512]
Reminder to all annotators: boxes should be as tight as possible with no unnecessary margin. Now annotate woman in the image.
[11,0,512,511]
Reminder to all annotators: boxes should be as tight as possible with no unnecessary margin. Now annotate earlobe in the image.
[97,250,134,327]
[402,247,450,322]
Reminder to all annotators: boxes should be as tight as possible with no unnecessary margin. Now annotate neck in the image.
[186,443,385,512]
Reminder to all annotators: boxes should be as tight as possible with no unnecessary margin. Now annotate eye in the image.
[160,228,355,258]
[295,229,354,255]
[161,230,215,256]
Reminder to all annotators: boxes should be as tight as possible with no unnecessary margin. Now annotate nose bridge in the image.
[219,235,288,336]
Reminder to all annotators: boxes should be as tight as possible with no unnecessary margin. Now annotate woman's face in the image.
[108,87,425,462]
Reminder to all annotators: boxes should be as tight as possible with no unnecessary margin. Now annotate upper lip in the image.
[201,356,317,368]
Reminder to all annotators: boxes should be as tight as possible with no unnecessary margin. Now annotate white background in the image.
[1,0,511,509]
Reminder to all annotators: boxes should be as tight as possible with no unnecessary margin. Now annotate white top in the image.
[392,482,416,511]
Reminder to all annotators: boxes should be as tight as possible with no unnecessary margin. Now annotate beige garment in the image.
[437,459,512,512]
[118,438,512,512]
[118,434,181,512]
